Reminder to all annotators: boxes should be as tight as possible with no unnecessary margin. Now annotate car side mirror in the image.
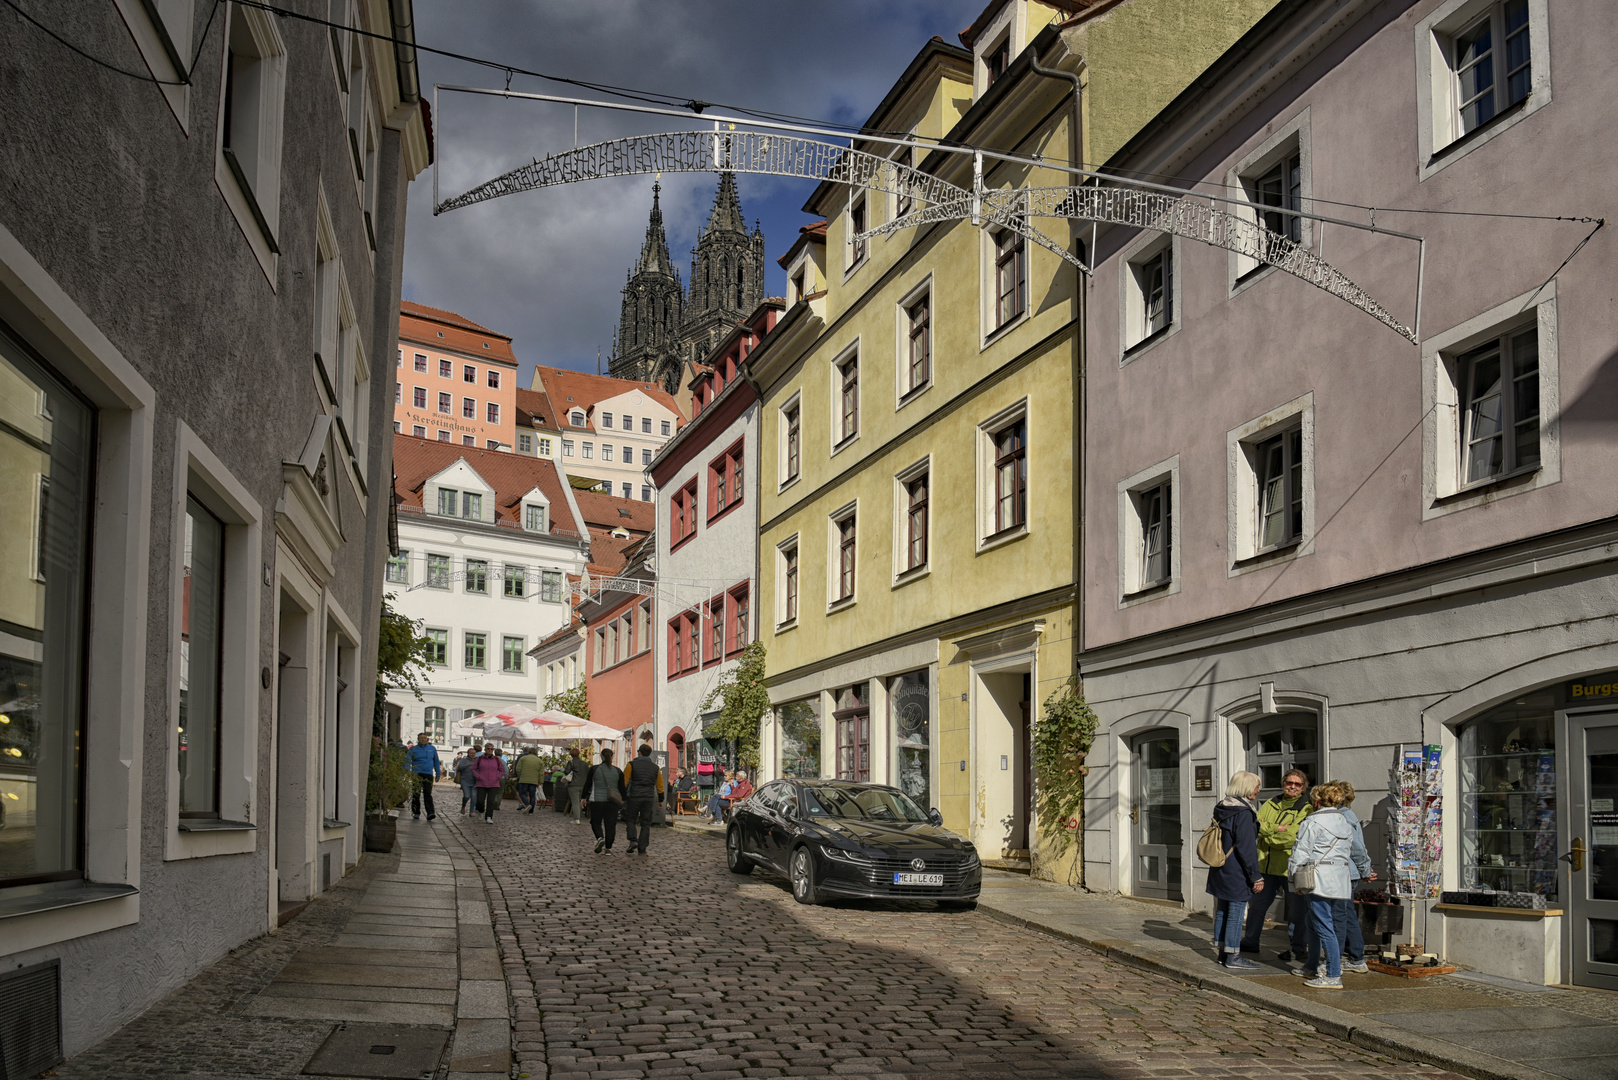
[927,808,944,827]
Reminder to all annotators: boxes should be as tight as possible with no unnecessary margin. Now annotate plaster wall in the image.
[0,3,413,1053]
[586,593,657,741]
[559,387,680,499]
[654,403,759,753]
[1083,0,1618,652]
[393,343,518,448]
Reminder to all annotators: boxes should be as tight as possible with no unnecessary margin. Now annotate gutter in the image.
[388,0,420,105]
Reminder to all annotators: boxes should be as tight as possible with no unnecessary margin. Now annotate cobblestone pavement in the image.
[49,849,395,1080]
[452,807,1471,1080]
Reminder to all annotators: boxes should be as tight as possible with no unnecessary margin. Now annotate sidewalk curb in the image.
[975,902,1562,1080]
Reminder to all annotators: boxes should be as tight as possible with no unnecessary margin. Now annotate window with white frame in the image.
[562,439,574,457]
[781,396,802,484]
[977,400,1030,545]
[570,409,585,426]
[1228,113,1314,283]
[661,420,671,436]
[834,347,859,446]
[423,706,447,744]
[525,503,547,532]
[413,353,427,372]
[622,444,632,463]
[488,369,501,389]
[464,631,487,670]
[178,496,225,817]
[1118,459,1181,601]
[539,437,553,456]
[1129,244,1172,349]
[462,492,482,520]
[217,6,286,270]
[1456,324,1541,486]
[829,504,857,606]
[641,417,652,433]
[425,553,450,589]
[412,424,425,438]
[1417,0,1546,171]
[582,442,593,459]
[1228,395,1313,566]
[848,193,868,270]
[894,459,929,577]
[541,570,563,603]
[984,34,1010,88]
[518,433,532,453]
[424,628,447,665]
[898,281,931,399]
[990,222,1027,332]
[601,412,614,428]
[1136,483,1172,588]
[437,391,451,415]
[601,444,614,462]
[641,447,652,466]
[504,564,527,598]
[436,487,457,516]
[502,636,525,674]
[385,549,409,584]
[465,558,487,594]
[778,537,800,625]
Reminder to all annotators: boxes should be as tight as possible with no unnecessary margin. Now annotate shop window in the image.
[0,340,93,882]
[1459,689,1557,901]
[1245,713,1320,803]
[890,670,930,805]
[423,706,447,744]
[834,684,870,781]
[779,698,822,779]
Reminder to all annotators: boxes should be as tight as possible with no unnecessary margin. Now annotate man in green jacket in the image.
[513,748,547,814]
[1241,769,1312,959]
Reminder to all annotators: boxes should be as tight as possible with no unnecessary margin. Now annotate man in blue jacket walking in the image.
[406,732,443,820]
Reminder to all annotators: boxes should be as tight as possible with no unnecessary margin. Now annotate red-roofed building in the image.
[387,434,592,749]
[513,386,564,463]
[395,302,520,451]
[531,365,688,503]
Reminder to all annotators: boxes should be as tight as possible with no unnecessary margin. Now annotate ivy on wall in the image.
[702,640,769,770]
[1032,676,1099,863]
[543,682,591,722]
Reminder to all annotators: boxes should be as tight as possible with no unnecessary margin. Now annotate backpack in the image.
[1196,815,1230,867]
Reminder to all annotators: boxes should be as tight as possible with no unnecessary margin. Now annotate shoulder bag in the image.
[1290,818,1344,894]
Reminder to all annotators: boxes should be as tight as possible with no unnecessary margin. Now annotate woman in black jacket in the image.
[1206,770,1265,970]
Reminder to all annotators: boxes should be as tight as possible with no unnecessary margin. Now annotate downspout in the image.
[388,0,420,105]
[1030,49,1089,888]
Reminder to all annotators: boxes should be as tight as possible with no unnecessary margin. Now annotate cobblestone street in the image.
[452,809,1469,1080]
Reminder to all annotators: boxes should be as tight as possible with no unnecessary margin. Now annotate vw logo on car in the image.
[723,779,981,910]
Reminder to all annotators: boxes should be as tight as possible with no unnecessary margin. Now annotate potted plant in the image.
[364,739,412,853]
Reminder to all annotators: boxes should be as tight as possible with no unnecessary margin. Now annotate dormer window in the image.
[462,493,481,520]
[986,36,1010,86]
[524,504,546,532]
[437,488,458,516]
[570,410,585,426]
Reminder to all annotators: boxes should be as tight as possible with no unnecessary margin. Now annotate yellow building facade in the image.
[751,0,1280,884]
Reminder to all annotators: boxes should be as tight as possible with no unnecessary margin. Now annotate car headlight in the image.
[961,848,980,868]
[820,845,868,862]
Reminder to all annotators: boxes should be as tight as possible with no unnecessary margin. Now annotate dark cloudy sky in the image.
[402,1,985,382]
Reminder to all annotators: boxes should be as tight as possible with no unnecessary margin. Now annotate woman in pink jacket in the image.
[471,745,506,823]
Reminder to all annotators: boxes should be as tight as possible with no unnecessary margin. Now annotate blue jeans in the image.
[516,782,538,810]
[1242,873,1307,953]
[1213,899,1248,954]
[1307,896,1343,978]
[1333,896,1365,963]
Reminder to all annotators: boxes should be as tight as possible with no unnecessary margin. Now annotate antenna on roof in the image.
[597,346,602,376]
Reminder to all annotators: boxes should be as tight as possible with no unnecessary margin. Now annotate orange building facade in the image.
[394,301,519,449]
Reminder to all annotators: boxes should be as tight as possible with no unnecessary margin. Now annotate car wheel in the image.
[790,846,821,905]
[726,827,753,875]
[940,899,978,911]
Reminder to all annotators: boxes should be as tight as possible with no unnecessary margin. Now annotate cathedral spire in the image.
[636,181,676,276]
[706,171,746,234]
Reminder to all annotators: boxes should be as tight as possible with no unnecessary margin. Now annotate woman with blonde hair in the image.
[1205,771,1265,970]
[1287,780,1356,988]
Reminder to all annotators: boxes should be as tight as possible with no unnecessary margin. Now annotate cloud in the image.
[402,0,984,383]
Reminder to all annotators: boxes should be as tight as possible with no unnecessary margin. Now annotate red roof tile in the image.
[515,387,559,429]
[571,489,656,534]
[400,303,518,366]
[392,434,583,536]
[532,365,688,424]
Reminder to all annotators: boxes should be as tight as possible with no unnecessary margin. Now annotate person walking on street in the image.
[472,743,506,823]
[1206,771,1266,971]
[513,747,545,814]
[562,746,588,825]
[622,745,665,854]
[1287,782,1357,988]
[455,748,479,815]
[1242,769,1313,960]
[406,732,442,820]
[580,748,626,853]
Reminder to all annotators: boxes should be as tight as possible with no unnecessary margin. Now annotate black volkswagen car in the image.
[725,779,981,908]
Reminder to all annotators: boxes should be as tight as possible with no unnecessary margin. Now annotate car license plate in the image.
[892,872,944,886]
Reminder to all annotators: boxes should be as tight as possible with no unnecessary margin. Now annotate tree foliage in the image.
[1031,676,1099,861]
[377,593,435,700]
[542,682,590,722]
[701,640,770,769]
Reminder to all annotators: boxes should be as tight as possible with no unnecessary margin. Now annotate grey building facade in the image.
[0,0,428,1064]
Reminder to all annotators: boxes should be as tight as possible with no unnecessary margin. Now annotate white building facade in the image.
[386,437,591,750]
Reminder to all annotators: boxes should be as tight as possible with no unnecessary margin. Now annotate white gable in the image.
[424,459,495,524]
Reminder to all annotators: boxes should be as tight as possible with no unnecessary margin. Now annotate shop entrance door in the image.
[1570,712,1618,990]
[1132,731,1182,901]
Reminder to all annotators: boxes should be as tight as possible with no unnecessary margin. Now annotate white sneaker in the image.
[1303,975,1343,989]
[1342,961,1370,974]
[1290,966,1317,978]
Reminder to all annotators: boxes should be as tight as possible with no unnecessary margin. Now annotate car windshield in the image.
[802,785,929,822]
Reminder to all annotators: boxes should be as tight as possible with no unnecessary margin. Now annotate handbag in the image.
[1195,817,1229,867]
[1290,824,1343,894]
[606,767,625,805]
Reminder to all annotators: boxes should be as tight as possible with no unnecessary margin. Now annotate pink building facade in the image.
[1079,0,1617,989]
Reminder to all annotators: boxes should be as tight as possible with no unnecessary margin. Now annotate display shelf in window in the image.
[1457,694,1558,901]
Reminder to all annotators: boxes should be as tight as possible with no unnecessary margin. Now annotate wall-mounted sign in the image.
[1195,765,1212,792]
[1568,674,1618,702]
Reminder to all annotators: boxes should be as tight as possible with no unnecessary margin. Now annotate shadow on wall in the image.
[1561,346,1618,431]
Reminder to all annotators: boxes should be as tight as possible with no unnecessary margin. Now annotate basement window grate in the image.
[0,959,62,1080]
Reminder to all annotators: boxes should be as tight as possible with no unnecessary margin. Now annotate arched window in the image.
[735,261,745,307]
[1245,712,1319,803]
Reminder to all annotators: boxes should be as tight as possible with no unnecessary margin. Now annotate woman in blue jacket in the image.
[1206,771,1265,970]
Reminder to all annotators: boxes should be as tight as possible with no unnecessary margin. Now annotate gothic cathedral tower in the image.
[607,181,685,387]
[679,172,766,369]
[607,173,764,393]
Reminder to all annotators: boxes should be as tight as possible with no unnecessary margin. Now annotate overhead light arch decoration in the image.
[433,116,1417,342]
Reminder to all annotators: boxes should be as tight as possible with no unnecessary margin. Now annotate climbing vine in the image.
[1032,676,1099,862]
[702,640,769,769]
[542,682,590,722]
